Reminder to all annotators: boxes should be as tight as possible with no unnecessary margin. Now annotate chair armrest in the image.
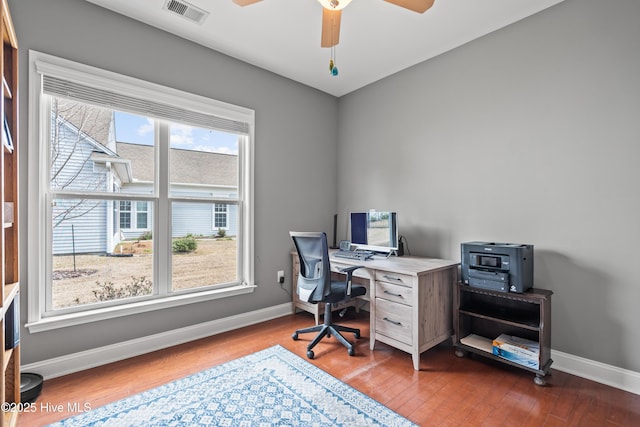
[338,265,364,296]
[338,266,363,275]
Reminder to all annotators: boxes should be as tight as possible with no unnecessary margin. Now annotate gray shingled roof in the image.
[115,142,238,186]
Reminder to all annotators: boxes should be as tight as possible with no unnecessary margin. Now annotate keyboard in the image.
[334,250,373,260]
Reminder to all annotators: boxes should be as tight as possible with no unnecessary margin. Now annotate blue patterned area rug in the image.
[48,345,416,427]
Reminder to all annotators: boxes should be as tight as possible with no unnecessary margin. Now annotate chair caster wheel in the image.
[307,350,315,359]
[355,331,361,339]
[292,333,298,340]
[348,348,355,356]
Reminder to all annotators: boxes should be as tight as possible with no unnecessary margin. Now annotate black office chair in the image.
[290,231,367,359]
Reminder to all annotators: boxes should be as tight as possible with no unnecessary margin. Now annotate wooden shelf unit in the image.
[453,283,553,385]
[1,0,19,424]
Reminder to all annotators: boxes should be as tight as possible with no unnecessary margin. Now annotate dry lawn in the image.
[52,238,237,309]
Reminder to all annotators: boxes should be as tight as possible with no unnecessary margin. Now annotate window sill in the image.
[26,283,257,333]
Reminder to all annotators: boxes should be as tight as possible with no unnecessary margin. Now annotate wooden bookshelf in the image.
[0,0,19,425]
[453,283,552,386]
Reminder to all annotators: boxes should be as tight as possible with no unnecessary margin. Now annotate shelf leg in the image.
[534,375,546,386]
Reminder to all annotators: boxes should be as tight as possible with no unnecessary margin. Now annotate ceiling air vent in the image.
[163,0,209,25]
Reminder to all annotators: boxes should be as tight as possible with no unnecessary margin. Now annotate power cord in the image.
[399,235,411,256]
[280,279,291,297]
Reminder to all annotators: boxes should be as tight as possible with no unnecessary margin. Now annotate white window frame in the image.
[120,200,132,229]
[136,201,149,230]
[213,203,229,230]
[119,201,150,231]
[26,51,256,333]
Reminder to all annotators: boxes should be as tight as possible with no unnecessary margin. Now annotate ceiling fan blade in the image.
[321,8,341,48]
[384,0,435,13]
[232,0,263,6]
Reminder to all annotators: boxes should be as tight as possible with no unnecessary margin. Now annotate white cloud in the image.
[137,118,154,137]
[170,124,195,147]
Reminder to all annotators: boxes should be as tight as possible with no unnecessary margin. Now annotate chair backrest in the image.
[290,231,331,303]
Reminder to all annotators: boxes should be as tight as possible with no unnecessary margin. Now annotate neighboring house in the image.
[115,142,238,240]
[51,102,238,255]
[51,100,119,255]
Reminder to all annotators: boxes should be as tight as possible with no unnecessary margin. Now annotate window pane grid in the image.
[30,51,254,324]
[44,97,245,311]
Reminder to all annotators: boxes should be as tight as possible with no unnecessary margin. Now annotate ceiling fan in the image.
[232,0,435,48]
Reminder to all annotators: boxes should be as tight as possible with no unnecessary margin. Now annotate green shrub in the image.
[216,228,226,238]
[172,234,197,253]
[140,231,153,240]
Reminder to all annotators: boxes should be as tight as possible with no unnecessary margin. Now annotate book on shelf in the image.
[460,334,493,353]
[492,333,540,369]
[3,115,13,153]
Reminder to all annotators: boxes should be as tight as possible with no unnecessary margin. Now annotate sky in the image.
[114,111,239,155]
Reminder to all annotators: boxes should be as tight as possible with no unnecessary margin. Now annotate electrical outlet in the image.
[277,270,285,284]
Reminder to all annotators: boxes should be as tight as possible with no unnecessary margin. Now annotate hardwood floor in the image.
[18,312,640,426]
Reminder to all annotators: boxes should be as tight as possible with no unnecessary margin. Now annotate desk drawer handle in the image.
[383,275,403,282]
[383,317,402,326]
[383,290,403,298]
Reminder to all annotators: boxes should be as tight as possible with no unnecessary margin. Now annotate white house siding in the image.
[171,203,238,238]
[119,202,154,241]
[51,120,110,193]
[225,204,238,236]
[52,199,109,255]
[118,183,238,239]
[51,121,112,255]
[118,202,237,240]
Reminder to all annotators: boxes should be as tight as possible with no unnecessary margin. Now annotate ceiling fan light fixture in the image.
[317,0,352,11]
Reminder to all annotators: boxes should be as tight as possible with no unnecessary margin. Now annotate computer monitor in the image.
[349,211,399,254]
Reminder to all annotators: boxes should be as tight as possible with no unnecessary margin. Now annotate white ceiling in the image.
[85,0,566,97]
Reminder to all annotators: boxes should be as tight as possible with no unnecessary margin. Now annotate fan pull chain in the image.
[329,45,338,76]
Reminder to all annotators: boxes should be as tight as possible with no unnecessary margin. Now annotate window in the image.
[120,201,132,229]
[214,204,228,229]
[27,51,255,332]
[136,202,148,229]
[119,201,149,231]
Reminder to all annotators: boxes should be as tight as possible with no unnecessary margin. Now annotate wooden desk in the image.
[291,251,459,370]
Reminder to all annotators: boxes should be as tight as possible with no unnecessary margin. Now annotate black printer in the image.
[461,242,533,293]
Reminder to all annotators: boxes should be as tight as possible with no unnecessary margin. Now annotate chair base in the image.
[292,303,361,359]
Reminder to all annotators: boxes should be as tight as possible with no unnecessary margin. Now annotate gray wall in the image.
[13,0,640,375]
[337,0,640,372]
[12,0,339,364]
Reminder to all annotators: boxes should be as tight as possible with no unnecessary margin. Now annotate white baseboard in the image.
[22,303,293,380]
[551,349,640,395]
[21,304,640,396]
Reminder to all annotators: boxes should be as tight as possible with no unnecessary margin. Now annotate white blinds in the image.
[36,55,252,135]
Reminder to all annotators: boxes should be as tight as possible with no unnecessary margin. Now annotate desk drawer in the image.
[376,281,413,306]
[375,298,412,345]
[376,270,413,287]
